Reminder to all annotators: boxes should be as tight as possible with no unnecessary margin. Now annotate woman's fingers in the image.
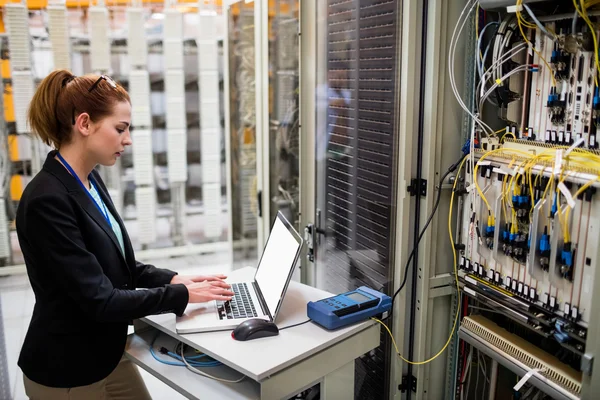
[211,288,235,296]
[211,294,234,301]
[209,280,231,289]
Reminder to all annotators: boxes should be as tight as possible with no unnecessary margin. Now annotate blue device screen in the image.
[346,292,370,302]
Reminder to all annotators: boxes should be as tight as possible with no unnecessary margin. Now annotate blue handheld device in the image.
[307,286,392,330]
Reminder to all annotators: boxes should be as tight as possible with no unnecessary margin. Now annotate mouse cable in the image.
[279,319,312,330]
[180,345,246,383]
[372,155,467,365]
[385,152,467,322]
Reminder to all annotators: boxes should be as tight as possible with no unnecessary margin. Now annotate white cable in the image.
[479,65,533,111]
[448,0,494,137]
[479,43,528,102]
[180,344,245,383]
[477,22,500,78]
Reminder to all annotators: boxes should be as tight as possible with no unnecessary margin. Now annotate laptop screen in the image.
[254,213,303,319]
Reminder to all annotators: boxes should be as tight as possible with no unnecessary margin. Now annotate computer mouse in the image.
[232,318,279,341]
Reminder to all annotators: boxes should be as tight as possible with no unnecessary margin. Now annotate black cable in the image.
[279,319,312,330]
[383,154,467,322]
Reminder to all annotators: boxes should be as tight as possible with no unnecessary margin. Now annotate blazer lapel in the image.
[42,151,131,277]
[69,190,130,270]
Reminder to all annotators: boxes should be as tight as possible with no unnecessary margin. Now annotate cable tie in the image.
[565,137,585,156]
[513,368,547,392]
[558,182,576,208]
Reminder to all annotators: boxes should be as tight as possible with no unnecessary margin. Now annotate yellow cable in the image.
[517,0,556,87]
[372,157,468,366]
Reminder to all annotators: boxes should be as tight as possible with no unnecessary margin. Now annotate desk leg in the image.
[321,361,354,400]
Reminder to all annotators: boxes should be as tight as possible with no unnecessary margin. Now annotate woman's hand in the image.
[185,280,234,303]
[170,274,227,286]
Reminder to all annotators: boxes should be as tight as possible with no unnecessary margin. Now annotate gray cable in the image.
[523,4,554,40]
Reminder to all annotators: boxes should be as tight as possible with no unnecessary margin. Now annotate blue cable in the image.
[150,335,223,367]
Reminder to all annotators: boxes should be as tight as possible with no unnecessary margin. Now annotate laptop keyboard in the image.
[217,283,258,320]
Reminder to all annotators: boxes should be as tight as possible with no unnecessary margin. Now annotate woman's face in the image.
[88,101,132,166]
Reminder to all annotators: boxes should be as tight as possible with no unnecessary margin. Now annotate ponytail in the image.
[27,69,75,149]
[27,69,130,149]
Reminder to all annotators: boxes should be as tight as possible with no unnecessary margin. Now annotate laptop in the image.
[175,211,304,334]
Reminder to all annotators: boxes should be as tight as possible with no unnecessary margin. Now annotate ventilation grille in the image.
[167,129,187,183]
[324,1,399,399]
[135,187,157,244]
[12,71,34,133]
[5,4,31,70]
[462,315,582,395]
[129,70,152,128]
[89,7,110,72]
[127,8,148,68]
[131,129,154,186]
[47,5,71,70]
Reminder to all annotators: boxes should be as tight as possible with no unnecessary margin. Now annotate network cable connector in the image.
[559,242,575,281]
[127,8,148,69]
[47,5,71,70]
[88,7,111,72]
[5,3,32,71]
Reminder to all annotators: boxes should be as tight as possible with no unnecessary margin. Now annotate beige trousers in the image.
[23,355,152,400]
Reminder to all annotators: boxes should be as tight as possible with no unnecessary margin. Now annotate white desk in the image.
[125,267,381,400]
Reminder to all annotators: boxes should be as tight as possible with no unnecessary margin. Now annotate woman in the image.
[16,69,234,399]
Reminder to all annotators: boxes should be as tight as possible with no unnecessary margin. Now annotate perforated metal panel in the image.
[135,187,157,244]
[164,9,183,39]
[165,70,186,130]
[127,8,148,68]
[12,71,34,133]
[324,1,399,398]
[47,5,71,70]
[129,70,152,128]
[198,11,222,239]
[167,129,187,183]
[131,129,154,186]
[5,4,31,70]
[89,7,111,72]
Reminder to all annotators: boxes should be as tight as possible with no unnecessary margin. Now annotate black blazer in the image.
[16,150,189,388]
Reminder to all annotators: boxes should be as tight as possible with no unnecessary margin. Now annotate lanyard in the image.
[56,153,112,228]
